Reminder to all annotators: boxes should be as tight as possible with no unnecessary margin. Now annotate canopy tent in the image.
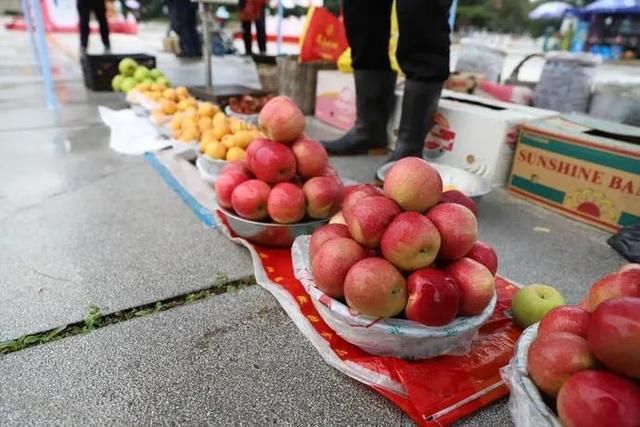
[581,0,640,14]
[529,1,574,20]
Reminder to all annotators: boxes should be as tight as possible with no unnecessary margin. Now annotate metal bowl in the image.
[224,105,259,125]
[217,208,329,248]
[376,161,492,200]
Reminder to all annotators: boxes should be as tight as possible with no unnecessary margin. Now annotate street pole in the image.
[199,1,213,90]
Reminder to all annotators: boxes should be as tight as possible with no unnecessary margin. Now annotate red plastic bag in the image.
[299,7,348,63]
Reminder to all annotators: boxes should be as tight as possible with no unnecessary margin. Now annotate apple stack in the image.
[215,96,344,224]
[524,264,640,427]
[309,157,499,328]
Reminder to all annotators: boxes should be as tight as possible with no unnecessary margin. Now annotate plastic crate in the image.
[81,53,156,92]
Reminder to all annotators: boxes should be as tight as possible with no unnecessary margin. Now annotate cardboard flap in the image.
[564,113,640,144]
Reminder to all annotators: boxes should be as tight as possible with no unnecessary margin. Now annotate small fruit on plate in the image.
[302,176,344,220]
[249,140,297,184]
[380,212,441,271]
[587,296,640,379]
[291,138,329,178]
[464,240,498,276]
[344,257,407,318]
[426,203,478,260]
[586,268,640,312]
[405,268,460,326]
[230,179,271,221]
[383,157,442,212]
[311,237,366,299]
[557,370,640,427]
[446,257,495,316]
[215,171,249,209]
[267,182,305,224]
[439,189,478,216]
[527,332,595,397]
[258,96,305,143]
[538,305,590,338]
[309,224,351,260]
[511,284,565,328]
[344,196,401,248]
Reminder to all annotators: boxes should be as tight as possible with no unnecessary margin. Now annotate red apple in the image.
[405,268,460,326]
[527,332,596,397]
[426,203,478,260]
[215,171,249,209]
[220,160,251,178]
[439,190,478,216]
[383,157,442,212]
[245,138,269,172]
[380,212,441,271]
[342,184,383,217]
[588,296,640,379]
[464,241,498,275]
[258,96,305,143]
[586,269,640,312]
[344,257,407,318]
[291,138,329,178]
[344,196,401,248]
[249,140,297,184]
[558,370,640,427]
[302,176,344,219]
[320,165,338,176]
[309,224,351,260]
[619,263,640,274]
[446,257,495,315]
[267,182,305,224]
[230,179,271,221]
[538,305,590,338]
[311,237,366,299]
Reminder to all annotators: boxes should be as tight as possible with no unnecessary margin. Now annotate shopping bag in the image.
[299,7,348,63]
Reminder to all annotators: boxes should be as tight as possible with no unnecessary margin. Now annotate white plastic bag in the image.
[98,106,171,155]
[291,236,497,359]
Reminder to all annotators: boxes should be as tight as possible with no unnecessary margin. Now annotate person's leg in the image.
[255,9,267,54]
[321,0,396,155]
[241,20,252,55]
[389,0,451,161]
[77,0,91,52]
[92,0,111,51]
[185,2,202,56]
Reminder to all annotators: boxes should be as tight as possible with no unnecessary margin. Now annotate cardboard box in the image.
[508,116,640,232]
[391,90,559,186]
[314,70,357,131]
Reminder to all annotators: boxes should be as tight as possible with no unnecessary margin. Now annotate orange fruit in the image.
[205,142,226,160]
[226,147,246,162]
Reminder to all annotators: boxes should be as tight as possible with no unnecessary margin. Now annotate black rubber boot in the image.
[321,70,397,155]
[386,79,443,163]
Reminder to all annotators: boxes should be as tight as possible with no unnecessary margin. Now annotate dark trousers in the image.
[77,0,110,49]
[241,12,266,54]
[343,0,451,83]
[170,0,202,57]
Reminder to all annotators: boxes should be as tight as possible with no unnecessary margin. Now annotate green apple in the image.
[133,66,150,82]
[111,74,124,91]
[156,76,170,87]
[143,78,155,85]
[118,58,138,76]
[511,284,565,328]
[120,76,137,93]
[149,68,163,79]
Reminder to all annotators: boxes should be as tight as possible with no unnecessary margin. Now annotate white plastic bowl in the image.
[291,235,497,359]
[170,139,199,161]
[196,154,226,183]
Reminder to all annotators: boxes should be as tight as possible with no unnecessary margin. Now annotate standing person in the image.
[239,0,267,55]
[322,0,452,163]
[77,0,111,54]
[169,0,202,58]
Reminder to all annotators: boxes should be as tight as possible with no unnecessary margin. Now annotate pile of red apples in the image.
[309,157,499,327]
[215,96,344,223]
[526,264,640,426]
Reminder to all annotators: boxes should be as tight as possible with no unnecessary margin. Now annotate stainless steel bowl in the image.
[376,161,492,200]
[218,208,329,248]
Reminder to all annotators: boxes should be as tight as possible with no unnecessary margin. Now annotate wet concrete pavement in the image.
[0,21,628,426]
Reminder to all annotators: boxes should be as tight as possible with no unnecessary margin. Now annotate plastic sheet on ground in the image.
[216,212,524,426]
[98,106,170,155]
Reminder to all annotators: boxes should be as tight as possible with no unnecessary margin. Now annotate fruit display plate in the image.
[500,324,561,427]
[195,155,225,183]
[170,139,199,161]
[291,235,497,359]
[376,161,492,200]
[224,105,258,126]
[218,209,329,248]
[131,103,147,117]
